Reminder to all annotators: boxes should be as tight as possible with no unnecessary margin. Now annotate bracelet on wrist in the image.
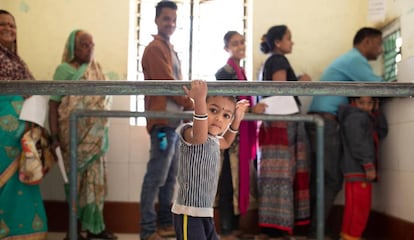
[193,113,208,121]
[228,126,239,134]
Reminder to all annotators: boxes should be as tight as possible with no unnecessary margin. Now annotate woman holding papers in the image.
[255,25,311,239]
[0,9,48,239]
[215,31,267,239]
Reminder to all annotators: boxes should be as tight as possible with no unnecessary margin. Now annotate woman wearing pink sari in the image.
[215,31,267,239]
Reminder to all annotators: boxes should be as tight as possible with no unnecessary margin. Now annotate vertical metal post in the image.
[69,113,78,240]
[188,0,194,80]
[66,110,326,239]
[316,119,325,240]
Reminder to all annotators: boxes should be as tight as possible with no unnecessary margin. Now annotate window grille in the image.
[129,0,247,126]
[382,29,402,82]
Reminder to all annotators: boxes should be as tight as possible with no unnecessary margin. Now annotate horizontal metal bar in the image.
[73,110,324,125]
[68,110,325,240]
[1,80,414,96]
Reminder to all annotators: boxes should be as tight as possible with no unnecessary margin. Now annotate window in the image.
[381,20,402,82]
[128,0,246,126]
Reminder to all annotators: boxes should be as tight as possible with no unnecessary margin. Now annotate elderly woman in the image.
[0,9,48,239]
[48,30,115,240]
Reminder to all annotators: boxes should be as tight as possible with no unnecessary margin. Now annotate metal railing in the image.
[1,80,414,96]
[2,80,414,240]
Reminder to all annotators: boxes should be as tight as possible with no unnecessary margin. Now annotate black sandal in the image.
[87,230,118,240]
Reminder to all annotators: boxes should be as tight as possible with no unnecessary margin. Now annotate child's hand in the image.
[234,99,250,121]
[183,80,207,102]
[366,169,376,181]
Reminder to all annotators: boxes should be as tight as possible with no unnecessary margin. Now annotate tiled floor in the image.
[47,232,309,240]
[47,232,176,240]
[47,232,138,240]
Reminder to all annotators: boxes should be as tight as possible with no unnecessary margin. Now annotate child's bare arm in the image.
[182,80,208,144]
[220,99,250,149]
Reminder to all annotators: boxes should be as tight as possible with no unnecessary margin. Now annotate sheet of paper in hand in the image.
[19,95,50,128]
[259,96,299,115]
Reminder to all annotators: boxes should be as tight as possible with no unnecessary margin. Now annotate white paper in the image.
[55,147,68,183]
[19,95,49,128]
[260,96,299,115]
[368,0,386,22]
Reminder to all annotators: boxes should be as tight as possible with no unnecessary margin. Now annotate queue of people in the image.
[0,1,388,240]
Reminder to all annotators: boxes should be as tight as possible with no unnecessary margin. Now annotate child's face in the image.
[354,96,374,113]
[206,96,236,136]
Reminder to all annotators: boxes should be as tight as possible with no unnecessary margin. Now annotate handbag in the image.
[19,124,56,185]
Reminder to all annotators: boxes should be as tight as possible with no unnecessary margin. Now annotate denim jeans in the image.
[140,125,179,239]
[306,117,343,237]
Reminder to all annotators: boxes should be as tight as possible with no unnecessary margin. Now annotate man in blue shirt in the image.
[307,27,384,239]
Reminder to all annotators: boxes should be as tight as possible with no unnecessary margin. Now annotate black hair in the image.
[353,27,382,46]
[0,9,11,15]
[348,96,377,103]
[0,9,15,21]
[260,25,288,54]
[349,96,363,102]
[223,31,241,48]
[207,95,237,104]
[155,1,178,17]
[0,9,12,15]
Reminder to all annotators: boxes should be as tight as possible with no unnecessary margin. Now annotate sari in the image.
[257,54,310,235]
[50,30,111,234]
[258,122,310,234]
[0,42,48,239]
[226,58,258,215]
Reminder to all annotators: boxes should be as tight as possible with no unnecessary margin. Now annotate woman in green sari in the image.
[0,9,48,240]
[48,29,115,240]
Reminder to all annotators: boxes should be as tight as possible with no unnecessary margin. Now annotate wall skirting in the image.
[45,201,414,239]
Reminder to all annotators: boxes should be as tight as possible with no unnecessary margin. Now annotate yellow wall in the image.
[249,0,370,81]
[0,0,129,80]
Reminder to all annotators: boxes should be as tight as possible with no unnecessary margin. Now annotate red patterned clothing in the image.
[257,122,310,234]
[0,43,34,80]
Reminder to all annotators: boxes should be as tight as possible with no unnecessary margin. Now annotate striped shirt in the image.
[172,123,221,217]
